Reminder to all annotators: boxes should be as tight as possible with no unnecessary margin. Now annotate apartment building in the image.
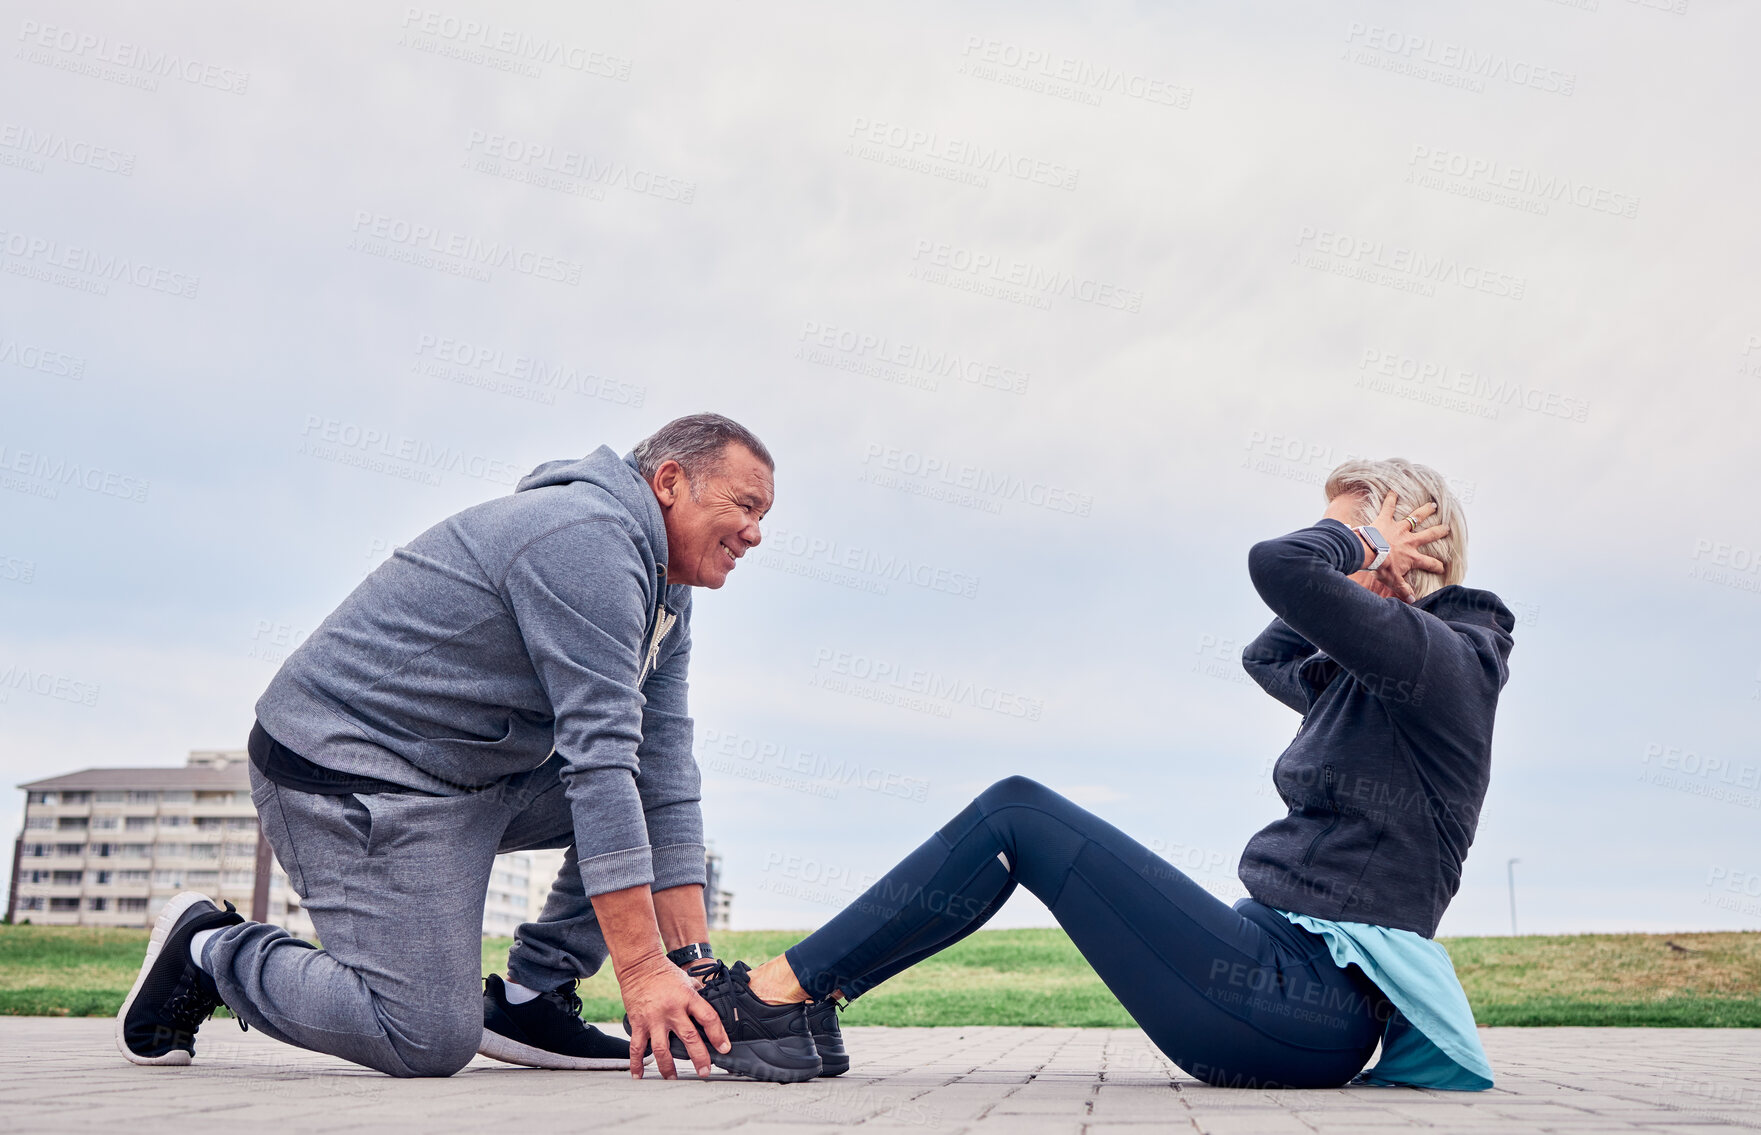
[7,749,318,936]
[8,751,733,936]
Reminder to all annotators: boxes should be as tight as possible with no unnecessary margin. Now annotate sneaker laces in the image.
[162,976,227,1038]
[685,958,724,983]
[543,980,584,1019]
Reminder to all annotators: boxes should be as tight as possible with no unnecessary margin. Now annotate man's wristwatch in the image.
[666,942,716,968]
[1353,525,1391,572]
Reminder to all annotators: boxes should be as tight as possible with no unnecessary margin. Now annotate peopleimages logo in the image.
[0,662,100,707]
[810,648,1045,721]
[846,116,1080,191]
[1343,22,1576,96]
[349,212,583,285]
[860,443,1094,516]
[0,443,151,503]
[15,19,251,93]
[753,527,981,599]
[0,228,200,298]
[297,416,522,487]
[398,8,632,80]
[910,238,1144,312]
[1294,226,1526,300]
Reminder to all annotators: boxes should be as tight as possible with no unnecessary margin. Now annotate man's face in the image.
[650,444,773,588]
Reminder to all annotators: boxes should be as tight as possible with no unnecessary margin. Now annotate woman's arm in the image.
[1247,518,1436,698]
[1241,618,1318,713]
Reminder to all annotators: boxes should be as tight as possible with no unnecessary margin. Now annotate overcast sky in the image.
[4,0,1758,937]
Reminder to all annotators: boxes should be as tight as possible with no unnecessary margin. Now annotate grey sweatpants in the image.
[205,755,610,1077]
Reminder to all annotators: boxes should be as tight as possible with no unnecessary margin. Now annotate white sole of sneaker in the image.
[476,1027,645,1071]
[115,891,214,1066]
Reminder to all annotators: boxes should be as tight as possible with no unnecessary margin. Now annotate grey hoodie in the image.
[255,446,702,898]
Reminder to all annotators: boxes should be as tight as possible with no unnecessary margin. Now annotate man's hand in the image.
[592,883,731,1079]
[620,953,730,1080]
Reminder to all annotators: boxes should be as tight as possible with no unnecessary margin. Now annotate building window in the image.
[92,870,114,885]
[196,791,236,804]
[186,871,219,888]
[56,817,89,830]
[226,817,257,830]
[126,791,157,804]
[221,870,255,887]
[118,870,150,884]
[160,791,193,804]
[25,870,48,884]
[153,870,184,888]
[160,815,190,828]
[91,815,120,830]
[60,792,90,805]
[94,791,125,803]
[225,842,257,859]
[51,870,83,886]
[125,816,153,831]
[18,896,44,911]
[49,897,80,912]
[119,844,151,859]
[54,843,85,857]
[117,897,148,913]
[24,843,49,858]
[195,817,226,831]
[24,816,51,830]
[87,897,109,911]
[189,844,219,860]
[29,792,52,805]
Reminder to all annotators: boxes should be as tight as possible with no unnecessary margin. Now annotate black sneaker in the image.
[623,960,821,1083]
[478,974,632,1070]
[805,997,850,1077]
[115,892,244,1065]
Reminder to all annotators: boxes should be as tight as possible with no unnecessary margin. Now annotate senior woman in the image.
[723,458,1513,1090]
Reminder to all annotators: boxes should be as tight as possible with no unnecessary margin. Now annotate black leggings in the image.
[785,777,1393,1089]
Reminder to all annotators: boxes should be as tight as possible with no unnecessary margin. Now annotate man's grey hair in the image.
[630,413,774,484]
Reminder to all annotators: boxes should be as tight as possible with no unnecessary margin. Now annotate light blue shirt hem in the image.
[1278,910,1495,1091]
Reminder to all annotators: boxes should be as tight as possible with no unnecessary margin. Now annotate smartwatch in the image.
[666,941,716,968]
[1352,525,1390,572]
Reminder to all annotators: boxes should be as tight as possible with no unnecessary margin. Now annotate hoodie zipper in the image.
[1299,764,1339,867]
[638,566,674,684]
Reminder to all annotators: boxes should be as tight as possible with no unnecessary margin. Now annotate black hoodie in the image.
[1236,518,1515,938]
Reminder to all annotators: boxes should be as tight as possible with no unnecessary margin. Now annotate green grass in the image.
[6,924,1758,1027]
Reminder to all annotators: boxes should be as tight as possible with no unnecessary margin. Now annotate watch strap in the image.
[1352,525,1390,572]
[666,941,716,967]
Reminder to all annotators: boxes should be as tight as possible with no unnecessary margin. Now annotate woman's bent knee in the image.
[975,775,1055,811]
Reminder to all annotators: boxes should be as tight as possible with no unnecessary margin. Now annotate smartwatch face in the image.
[1360,526,1390,553]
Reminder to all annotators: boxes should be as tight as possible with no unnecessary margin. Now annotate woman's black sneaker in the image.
[805,998,850,1077]
[623,960,821,1082]
[479,974,632,1070]
[115,892,244,1066]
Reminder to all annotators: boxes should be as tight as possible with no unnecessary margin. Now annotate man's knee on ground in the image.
[385,1032,480,1078]
[380,1010,483,1078]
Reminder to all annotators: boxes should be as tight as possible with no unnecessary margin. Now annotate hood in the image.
[516,446,668,568]
[1420,583,1516,686]
[1296,584,1515,697]
[1419,584,1515,636]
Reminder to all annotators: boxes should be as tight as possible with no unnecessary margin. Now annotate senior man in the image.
[116,414,830,1082]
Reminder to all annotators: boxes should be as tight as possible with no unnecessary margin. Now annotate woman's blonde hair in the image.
[1323,458,1468,599]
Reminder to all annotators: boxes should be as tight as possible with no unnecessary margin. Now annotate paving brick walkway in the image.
[3,1019,1757,1133]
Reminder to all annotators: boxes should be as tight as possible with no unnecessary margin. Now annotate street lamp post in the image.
[1507,858,1521,936]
